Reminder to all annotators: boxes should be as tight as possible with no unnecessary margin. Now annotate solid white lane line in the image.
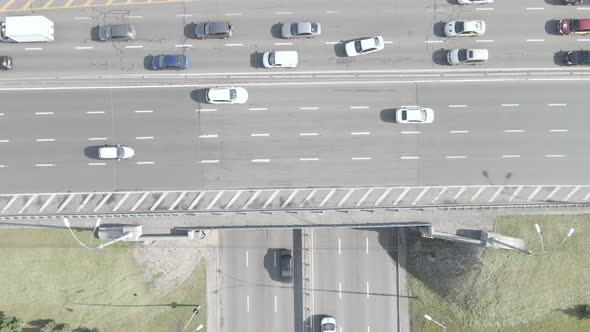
[500,104,520,107]
[352,157,371,160]
[88,137,107,141]
[124,45,143,49]
[251,133,270,137]
[445,155,467,159]
[299,107,319,110]
[35,138,55,142]
[502,155,521,158]
[545,154,566,158]
[75,46,93,50]
[175,14,193,17]
[224,13,243,16]
[548,103,567,106]
[88,162,106,166]
[274,296,278,313]
[549,129,568,132]
[401,156,419,160]
[134,110,153,113]
[86,111,104,114]
[351,132,371,135]
[246,296,250,313]
[225,43,243,46]
[274,42,292,46]
[246,251,249,267]
[135,136,154,140]
[300,158,319,161]
[503,129,525,133]
[350,106,369,109]
[526,39,544,42]
[199,134,218,138]
[448,104,467,108]
[252,159,270,163]
[338,238,341,255]
[175,44,192,48]
[136,161,155,165]
[35,112,54,115]
[201,160,219,164]
[401,131,420,134]
[300,132,319,136]
[0,139,10,143]
[248,107,268,111]
[197,108,217,112]
[24,47,43,51]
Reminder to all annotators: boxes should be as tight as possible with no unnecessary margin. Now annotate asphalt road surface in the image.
[0,80,587,192]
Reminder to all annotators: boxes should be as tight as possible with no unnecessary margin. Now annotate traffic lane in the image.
[218,230,295,332]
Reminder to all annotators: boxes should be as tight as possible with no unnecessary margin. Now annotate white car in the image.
[344,36,384,57]
[395,106,434,124]
[98,145,135,160]
[321,316,336,332]
[445,20,486,37]
[281,22,321,38]
[447,48,489,65]
[206,87,248,104]
[457,0,494,4]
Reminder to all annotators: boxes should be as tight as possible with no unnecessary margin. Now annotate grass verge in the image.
[407,214,590,331]
[0,229,206,332]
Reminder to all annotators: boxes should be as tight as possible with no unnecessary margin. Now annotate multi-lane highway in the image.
[0,81,587,192]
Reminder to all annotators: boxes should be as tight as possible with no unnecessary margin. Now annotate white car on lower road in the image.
[395,106,434,124]
[98,145,135,160]
[321,316,336,332]
[445,20,486,37]
[344,36,384,57]
[206,87,248,104]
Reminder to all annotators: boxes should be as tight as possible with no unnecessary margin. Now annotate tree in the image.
[0,316,23,332]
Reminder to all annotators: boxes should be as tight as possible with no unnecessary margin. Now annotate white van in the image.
[262,50,298,68]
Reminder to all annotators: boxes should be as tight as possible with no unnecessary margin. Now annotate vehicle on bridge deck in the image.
[321,316,336,332]
[395,106,434,124]
[565,50,590,65]
[280,249,293,280]
[559,19,590,35]
[98,145,135,160]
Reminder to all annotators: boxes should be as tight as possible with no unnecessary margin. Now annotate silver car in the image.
[98,145,135,160]
[195,21,233,39]
[98,24,136,41]
[281,22,321,39]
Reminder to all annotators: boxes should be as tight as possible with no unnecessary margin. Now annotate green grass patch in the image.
[0,229,206,332]
[407,214,590,331]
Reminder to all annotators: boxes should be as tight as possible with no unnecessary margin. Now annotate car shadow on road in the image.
[304,314,328,332]
[380,109,397,123]
[433,21,447,38]
[143,55,154,70]
[250,52,263,68]
[184,23,197,39]
[263,248,283,282]
[191,89,209,104]
[545,20,561,35]
[90,25,100,42]
[271,23,283,39]
[554,50,567,66]
[333,41,348,57]
[432,48,449,66]
[84,146,100,160]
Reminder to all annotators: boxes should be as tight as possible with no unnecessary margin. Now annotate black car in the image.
[280,249,293,280]
[0,56,12,70]
[564,0,590,5]
[565,50,590,65]
[195,21,232,39]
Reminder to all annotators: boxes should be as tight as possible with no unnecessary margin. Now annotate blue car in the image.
[151,54,189,70]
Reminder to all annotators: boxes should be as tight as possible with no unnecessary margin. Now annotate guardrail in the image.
[0,184,589,219]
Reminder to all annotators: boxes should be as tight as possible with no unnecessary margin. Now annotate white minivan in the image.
[262,50,298,68]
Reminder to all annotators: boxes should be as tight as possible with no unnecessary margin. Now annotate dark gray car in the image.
[280,249,293,280]
[195,21,232,39]
[98,24,136,41]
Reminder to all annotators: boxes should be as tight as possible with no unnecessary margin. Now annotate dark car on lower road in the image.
[195,21,232,39]
[280,249,293,280]
[565,50,590,65]
[151,54,189,70]
[0,56,12,70]
[98,24,136,41]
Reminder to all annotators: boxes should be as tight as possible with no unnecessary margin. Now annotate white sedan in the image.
[321,316,336,332]
[206,87,248,104]
[445,20,486,37]
[98,145,135,160]
[457,0,494,4]
[395,106,434,124]
[344,36,384,57]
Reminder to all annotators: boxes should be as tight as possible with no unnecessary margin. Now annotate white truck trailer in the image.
[0,16,54,42]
